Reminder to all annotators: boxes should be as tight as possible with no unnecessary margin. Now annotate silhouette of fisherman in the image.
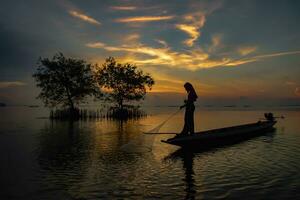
[179,82,198,136]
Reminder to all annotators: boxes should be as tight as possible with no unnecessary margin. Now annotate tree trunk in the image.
[69,99,75,111]
[68,99,79,119]
[67,91,75,111]
[66,87,76,118]
[119,99,123,110]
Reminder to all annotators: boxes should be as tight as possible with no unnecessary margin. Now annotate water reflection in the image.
[34,119,154,199]
[164,127,277,200]
[35,121,93,197]
[164,149,197,200]
[37,121,91,169]
[2,108,300,199]
[182,151,196,200]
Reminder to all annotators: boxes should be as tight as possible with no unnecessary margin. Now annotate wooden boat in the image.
[161,119,276,148]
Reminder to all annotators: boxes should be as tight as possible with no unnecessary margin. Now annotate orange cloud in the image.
[115,16,174,23]
[225,58,258,66]
[227,50,300,66]
[176,13,206,47]
[86,42,105,48]
[86,42,225,70]
[69,10,101,25]
[0,81,26,88]
[123,34,140,43]
[208,34,222,52]
[151,85,183,93]
[237,46,257,56]
[286,81,296,85]
[253,50,300,59]
[176,24,200,47]
[150,75,216,94]
[156,39,168,48]
[110,6,137,11]
[86,40,300,70]
[295,87,300,97]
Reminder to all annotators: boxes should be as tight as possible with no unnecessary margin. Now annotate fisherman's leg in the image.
[181,124,188,135]
[184,109,192,134]
[180,109,189,135]
[190,111,195,135]
[187,107,195,135]
[181,126,188,135]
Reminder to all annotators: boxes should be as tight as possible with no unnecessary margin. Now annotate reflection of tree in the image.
[35,119,149,198]
[36,121,94,191]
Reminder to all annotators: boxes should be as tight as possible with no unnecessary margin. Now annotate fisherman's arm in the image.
[180,100,187,109]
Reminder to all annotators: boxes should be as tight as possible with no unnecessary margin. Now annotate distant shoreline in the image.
[1,104,300,110]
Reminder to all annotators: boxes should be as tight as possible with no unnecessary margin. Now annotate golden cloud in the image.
[176,13,206,47]
[69,10,101,25]
[0,81,26,88]
[86,42,227,70]
[286,81,296,85]
[156,39,168,48]
[176,24,200,47]
[238,46,257,56]
[86,42,105,48]
[86,40,300,71]
[295,87,300,96]
[151,85,183,93]
[151,76,215,94]
[115,15,174,23]
[123,34,140,43]
[253,50,300,59]
[208,34,222,53]
[110,6,137,11]
[225,58,258,66]
[153,73,184,85]
[227,50,300,66]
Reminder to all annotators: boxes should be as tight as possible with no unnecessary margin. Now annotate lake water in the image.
[0,106,300,199]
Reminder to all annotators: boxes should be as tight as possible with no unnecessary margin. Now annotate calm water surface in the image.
[0,107,300,199]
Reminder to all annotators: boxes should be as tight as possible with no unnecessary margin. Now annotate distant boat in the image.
[279,104,300,107]
[0,103,6,107]
[223,105,236,108]
[28,105,39,108]
[158,114,277,149]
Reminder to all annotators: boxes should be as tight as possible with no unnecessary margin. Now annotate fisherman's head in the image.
[184,82,198,100]
[184,82,193,92]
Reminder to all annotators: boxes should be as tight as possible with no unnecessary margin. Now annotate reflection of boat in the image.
[0,103,6,107]
[162,119,276,148]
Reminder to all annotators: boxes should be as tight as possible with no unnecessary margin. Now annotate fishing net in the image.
[120,109,182,153]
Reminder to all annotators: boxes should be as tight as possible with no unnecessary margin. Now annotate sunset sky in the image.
[0,0,300,106]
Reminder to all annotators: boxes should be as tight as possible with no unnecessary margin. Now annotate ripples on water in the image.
[0,107,300,199]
